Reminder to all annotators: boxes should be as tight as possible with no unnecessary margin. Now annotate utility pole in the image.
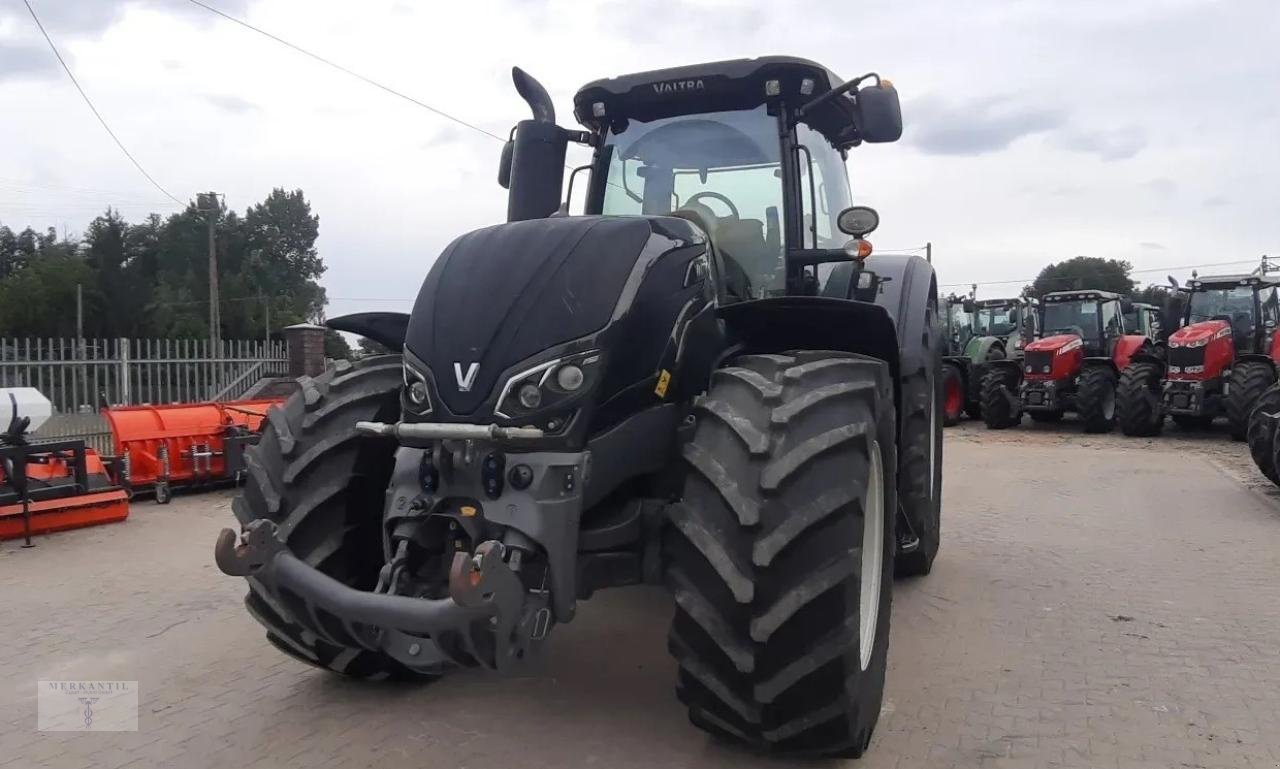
[76,283,83,341]
[261,291,270,352]
[197,192,221,395]
[926,241,932,264]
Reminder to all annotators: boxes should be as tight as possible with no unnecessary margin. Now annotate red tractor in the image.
[982,289,1155,432]
[1116,273,1280,437]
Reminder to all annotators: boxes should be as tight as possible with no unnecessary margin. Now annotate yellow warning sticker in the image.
[654,369,672,398]
[460,505,478,518]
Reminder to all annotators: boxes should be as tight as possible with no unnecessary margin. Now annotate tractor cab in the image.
[969,296,1038,357]
[1123,301,1161,341]
[1038,290,1128,358]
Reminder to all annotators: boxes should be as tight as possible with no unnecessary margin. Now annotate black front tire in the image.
[1225,361,1277,441]
[981,367,1022,429]
[666,351,897,758]
[1077,366,1118,434]
[1247,383,1280,485]
[1117,361,1166,436]
[232,356,440,680]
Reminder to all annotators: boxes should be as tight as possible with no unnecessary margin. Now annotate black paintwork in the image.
[574,56,860,151]
[402,215,719,449]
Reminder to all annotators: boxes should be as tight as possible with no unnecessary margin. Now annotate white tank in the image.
[1,387,53,435]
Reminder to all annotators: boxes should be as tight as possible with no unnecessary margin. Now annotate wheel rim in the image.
[944,377,963,419]
[859,440,885,672]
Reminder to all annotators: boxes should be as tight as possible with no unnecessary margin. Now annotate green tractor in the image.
[941,296,1038,425]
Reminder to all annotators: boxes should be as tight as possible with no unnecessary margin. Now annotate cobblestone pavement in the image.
[2,429,1278,768]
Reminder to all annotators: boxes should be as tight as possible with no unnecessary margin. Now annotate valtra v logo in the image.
[652,79,705,95]
[454,362,480,392]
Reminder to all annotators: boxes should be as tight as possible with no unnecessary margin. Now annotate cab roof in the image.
[572,56,861,149]
[1043,289,1123,302]
[974,297,1029,308]
[1189,273,1280,289]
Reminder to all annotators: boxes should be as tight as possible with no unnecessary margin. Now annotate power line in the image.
[23,0,185,207]
[938,259,1260,289]
[183,0,505,143]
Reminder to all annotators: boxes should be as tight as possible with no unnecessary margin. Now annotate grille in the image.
[1168,346,1204,369]
[1024,350,1054,374]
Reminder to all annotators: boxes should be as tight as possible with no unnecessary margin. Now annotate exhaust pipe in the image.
[512,66,555,124]
[504,66,567,222]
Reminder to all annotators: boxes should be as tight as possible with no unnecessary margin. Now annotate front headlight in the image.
[1187,337,1209,348]
[403,360,432,415]
[494,350,602,420]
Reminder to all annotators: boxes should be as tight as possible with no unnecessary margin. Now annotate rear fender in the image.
[327,312,410,353]
[965,335,1003,364]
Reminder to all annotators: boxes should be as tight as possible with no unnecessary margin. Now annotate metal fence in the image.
[0,337,289,453]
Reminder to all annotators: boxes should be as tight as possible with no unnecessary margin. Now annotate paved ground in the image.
[2,423,1279,768]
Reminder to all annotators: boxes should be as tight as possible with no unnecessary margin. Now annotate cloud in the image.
[203,93,259,114]
[1143,178,1177,197]
[1055,125,1147,160]
[0,40,61,82]
[1204,195,1229,208]
[0,0,251,38]
[1139,241,1166,250]
[907,95,1066,156]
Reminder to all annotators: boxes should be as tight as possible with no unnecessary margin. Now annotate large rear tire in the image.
[895,297,943,577]
[1116,361,1165,436]
[981,367,1022,429]
[1077,366,1118,434]
[666,351,896,758]
[1225,361,1276,441]
[232,355,439,680]
[1247,383,1280,485]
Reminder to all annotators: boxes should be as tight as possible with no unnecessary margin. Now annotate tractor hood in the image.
[403,215,700,416]
[1025,334,1082,354]
[1169,320,1231,347]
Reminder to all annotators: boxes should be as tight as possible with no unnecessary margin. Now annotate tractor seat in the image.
[670,205,753,300]
[716,218,777,281]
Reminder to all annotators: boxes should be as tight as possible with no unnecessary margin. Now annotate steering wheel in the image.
[685,191,739,219]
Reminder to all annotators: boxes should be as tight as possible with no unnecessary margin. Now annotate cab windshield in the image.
[600,105,851,299]
[1187,287,1255,323]
[974,305,1018,336]
[1043,301,1104,341]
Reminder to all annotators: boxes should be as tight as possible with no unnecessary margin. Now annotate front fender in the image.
[964,335,1003,364]
[327,312,410,353]
[1111,334,1149,371]
[1082,356,1119,376]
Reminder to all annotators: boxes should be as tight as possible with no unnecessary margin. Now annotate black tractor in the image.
[215,57,942,759]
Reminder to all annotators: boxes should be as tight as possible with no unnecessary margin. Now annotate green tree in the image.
[1025,256,1135,298]
[356,337,391,357]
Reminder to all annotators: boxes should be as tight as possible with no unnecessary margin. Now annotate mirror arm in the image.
[794,72,880,122]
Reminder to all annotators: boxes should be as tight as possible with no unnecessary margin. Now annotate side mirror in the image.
[497,139,514,190]
[836,205,879,237]
[856,81,902,143]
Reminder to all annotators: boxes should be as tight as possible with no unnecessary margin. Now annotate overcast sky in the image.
[1,0,1277,312]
